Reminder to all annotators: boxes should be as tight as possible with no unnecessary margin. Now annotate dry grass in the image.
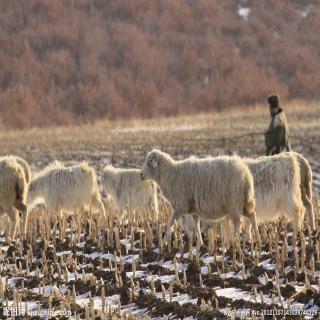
[0,101,320,319]
[0,100,318,170]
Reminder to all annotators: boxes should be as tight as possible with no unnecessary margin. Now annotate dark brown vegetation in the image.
[0,0,319,128]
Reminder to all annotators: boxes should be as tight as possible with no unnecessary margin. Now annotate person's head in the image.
[267,94,280,116]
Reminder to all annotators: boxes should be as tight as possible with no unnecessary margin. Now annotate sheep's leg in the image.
[117,208,124,225]
[302,193,315,231]
[52,208,61,237]
[152,194,159,223]
[51,214,57,236]
[210,221,218,253]
[98,199,106,221]
[230,212,243,249]
[226,219,234,243]
[182,214,197,233]
[230,213,245,256]
[193,215,204,246]
[287,197,304,239]
[121,208,128,225]
[285,190,304,239]
[243,210,260,243]
[241,218,252,242]
[7,208,18,243]
[92,194,107,221]
[230,213,241,239]
[164,211,183,244]
[21,210,29,238]
[211,221,218,237]
[0,211,5,234]
[151,205,158,223]
[292,206,303,240]
[220,219,230,243]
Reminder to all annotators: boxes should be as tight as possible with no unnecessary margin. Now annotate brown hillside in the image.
[0,0,319,128]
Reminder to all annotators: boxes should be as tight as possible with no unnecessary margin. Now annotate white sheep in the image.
[0,157,28,241]
[0,155,31,235]
[102,165,158,222]
[288,152,315,230]
[243,152,304,235]
[190,152,311,238]
[27,161,106,222]
[157,188,173,222]
[0,155,32,185]
[140,149,259,244]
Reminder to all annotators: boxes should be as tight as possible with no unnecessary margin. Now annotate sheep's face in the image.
[141,151,160,182]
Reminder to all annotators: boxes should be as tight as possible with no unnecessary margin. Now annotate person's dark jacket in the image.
[265,108,290,155]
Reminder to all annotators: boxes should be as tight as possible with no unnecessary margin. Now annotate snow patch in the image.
[238,5,251,21]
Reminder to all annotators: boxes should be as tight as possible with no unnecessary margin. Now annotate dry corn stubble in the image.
[0,104,319,318]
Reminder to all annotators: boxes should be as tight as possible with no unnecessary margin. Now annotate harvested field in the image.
[0,103,319,319]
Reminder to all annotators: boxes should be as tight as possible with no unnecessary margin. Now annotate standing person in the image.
[264,94,291,155]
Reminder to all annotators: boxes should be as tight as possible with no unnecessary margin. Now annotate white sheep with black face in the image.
[102,165,158,221]
[140,149,259,244]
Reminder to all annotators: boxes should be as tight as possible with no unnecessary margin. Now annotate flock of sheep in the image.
[0,149,316,245]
